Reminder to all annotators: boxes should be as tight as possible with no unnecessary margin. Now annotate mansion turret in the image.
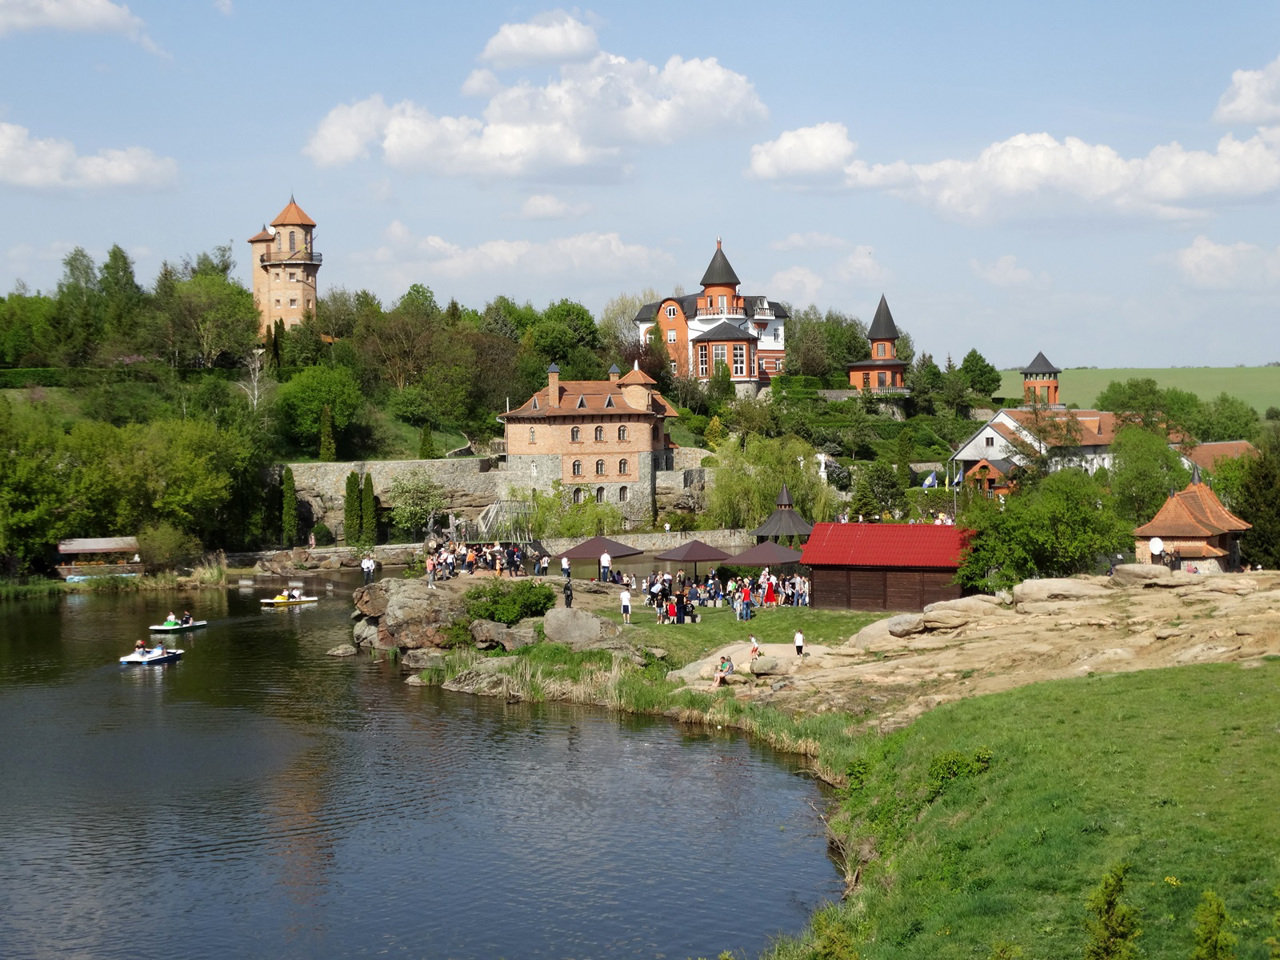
[633,240,788,394]
[248,197,321,336]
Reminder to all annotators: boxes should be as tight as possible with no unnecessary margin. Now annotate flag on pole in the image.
[922,470,937,488]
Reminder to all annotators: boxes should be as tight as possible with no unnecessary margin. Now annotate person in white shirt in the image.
[619,588,632,624]
[600,551,611,582]
[794,629,805,658]
[561,555,571,579]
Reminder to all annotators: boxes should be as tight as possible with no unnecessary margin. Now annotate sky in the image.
[1,0,1278,369]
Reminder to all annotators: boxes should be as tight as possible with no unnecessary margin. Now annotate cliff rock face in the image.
[352,579,466,650]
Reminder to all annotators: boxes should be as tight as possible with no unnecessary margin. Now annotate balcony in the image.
[259,249,322,266]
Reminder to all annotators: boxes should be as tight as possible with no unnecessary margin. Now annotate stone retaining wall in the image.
[540,529,755,556]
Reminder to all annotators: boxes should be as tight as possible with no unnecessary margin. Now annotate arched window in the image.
[617,425,627,442]
[652,423,661,440]
[571,426,580,442]
[529,428,535,443]
[275,233,281,252]
[289,230,297,252]
[619,459,628,475]
[572,460,582,476]
[596,487,605,503]
[619,486,628,502]
[573,487,583,504]
[595,459,605,476]
[594,425,604,442]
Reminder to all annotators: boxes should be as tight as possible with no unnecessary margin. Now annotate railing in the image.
[259,250,322,265]
[694,306,746,318]
[864,386,912,396]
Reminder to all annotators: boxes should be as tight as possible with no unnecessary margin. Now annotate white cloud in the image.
[969,254,1046,286]
[0,0,163,54]
[747,122,854,181]
[770,232,847,251]
[214,0,232,14]
[1214,54,1280,125]
[0,122,176,188]
[1175,234,1280,289]
[307,37,766,179]
[767,266,823,303]
[835,245,888,285]
[520,193,589,220]
[480,10,598,69]
[363,222,673,282]
[461,68,501,97]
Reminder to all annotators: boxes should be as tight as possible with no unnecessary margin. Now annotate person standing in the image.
[563,579,574,608]
[749,634,760,660]
[599,550,611,582]
[561,555,572,579]
[794,629,805,658]
[426,554,437,589]
[619,586,631,624]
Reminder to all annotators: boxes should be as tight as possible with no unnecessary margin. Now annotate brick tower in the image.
[247,197,321,336]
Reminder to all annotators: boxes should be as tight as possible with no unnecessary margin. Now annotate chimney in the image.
[608,364,620,382]
[547,363,560,408]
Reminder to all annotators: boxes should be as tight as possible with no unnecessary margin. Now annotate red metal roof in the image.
[801,522,968,569]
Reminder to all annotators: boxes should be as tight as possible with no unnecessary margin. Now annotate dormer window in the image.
[576,396,587,409]
[666,305,677,318]
[604,396,615,408]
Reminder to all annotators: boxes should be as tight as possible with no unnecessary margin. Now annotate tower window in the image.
[274,272,280,281]
[288,271,296,281]
[619,486,628,503]
[529,428,536,443]
[289,231,296,252]
[289,298,297,308]
[876,342,885,357]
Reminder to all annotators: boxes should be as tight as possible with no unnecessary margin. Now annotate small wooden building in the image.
[801,522,967,611]
[56,537,143,579]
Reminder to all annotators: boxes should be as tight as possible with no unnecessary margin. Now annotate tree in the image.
[960,348,1002,398]
[389,468,447,539]
[361,472,377,545]
[344,472,362,545]
[275,365,363,454]
[1110,426,1189,525]
[703,415,727,450]
[318,404,336,461]
[706,434,838,529]
[1190,393,1260,443]
[1083,862,1141,960]
[281,466,298,546]
[50,247,104,365]
[170,272,258,367]
[862,459,907,517]
[98,244,146,356]
[1191,891,1237,960]
[542,298,599,349]
[1237,438,1280,568]
[597,288,655,357]
[419,424,438,459]
[957,469,1131,591]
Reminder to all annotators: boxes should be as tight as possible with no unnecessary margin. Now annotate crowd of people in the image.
[626,566,810,626]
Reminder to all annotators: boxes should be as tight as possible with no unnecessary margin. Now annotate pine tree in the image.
[361,472,377,546]
[344,472,362,545]
[1191,891,1237,960]
[419,423,438,460]
[1083,863,1141,960]
[281,467,298,547]
[319,404,336,461]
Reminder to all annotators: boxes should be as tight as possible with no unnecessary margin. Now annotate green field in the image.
[999,367,1280,414]
[769,660,1280,960]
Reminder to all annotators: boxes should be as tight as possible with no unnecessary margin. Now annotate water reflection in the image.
[0,588,839,959]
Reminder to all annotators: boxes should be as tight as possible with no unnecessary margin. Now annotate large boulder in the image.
[921,596,1016,631]
[848,619,896,651]
[1110,563,1171,586]
[402,649,448,671]
[923,596,1005,615]
[470,619,538,652]
[542,607,626,652]
[747,656,786,676]
[885,614,925,637]
[1012,578,1112,605]
[351,578,466,650]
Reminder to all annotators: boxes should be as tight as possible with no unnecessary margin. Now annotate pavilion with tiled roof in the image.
[1134,468,1250,573]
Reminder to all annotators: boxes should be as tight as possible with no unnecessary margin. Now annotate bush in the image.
[311,522,335,546]
[658,511,696,532]
[463,579,556,625]
[137,522,202,571]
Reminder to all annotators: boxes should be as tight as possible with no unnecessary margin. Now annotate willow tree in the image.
[706,434,838,530]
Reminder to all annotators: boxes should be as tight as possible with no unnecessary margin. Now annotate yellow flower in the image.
[1164,876,1181,886]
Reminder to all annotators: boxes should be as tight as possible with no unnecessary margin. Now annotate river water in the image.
[0,580,840,960]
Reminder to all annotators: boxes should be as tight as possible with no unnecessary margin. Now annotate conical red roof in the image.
[271,197,315,227]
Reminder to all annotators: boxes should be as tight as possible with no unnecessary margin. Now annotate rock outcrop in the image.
[542,607,642,662]
[351,578,466,650]
[470,619,538,652]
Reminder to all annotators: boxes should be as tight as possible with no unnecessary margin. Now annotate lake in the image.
[0,580,840,959]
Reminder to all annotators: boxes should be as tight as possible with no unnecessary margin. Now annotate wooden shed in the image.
[800,522,967,612]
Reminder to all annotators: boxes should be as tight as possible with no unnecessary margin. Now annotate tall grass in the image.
[0,579,65,601]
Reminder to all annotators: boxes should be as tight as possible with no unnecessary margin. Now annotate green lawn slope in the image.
[769,660,1280,960]
[998,367,1280,413]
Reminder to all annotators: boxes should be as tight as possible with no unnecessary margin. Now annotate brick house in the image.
[846,295,909,395]
[633,239,788,392]
[248,197,322,336]
[1133,469,1250,573]
[499,363,677,523]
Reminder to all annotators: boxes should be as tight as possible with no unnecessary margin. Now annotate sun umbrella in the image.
[654,539,732,579]
[555,535,644,581]
[724,540,804,567]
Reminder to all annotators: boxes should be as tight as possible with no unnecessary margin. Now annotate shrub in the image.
[311,522,335,546]
[658,511,696,532]
[463,579,556,625]
[137,522,202,571]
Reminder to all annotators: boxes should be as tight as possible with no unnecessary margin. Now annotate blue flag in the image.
[922,470,937,488]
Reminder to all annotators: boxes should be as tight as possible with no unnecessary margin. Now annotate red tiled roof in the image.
[1134,480,1251,538]
[501,376,675,420]
[801,522,968,569]
[1005,408,1122,446]
[271,199,316,227]
[247,226,272,242]
[1184,440,1258,473]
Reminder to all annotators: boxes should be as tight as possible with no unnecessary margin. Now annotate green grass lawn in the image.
[999,366,1280,414]
[769,660,1280,960]
[667,420,705,450]
[595,601,883,667]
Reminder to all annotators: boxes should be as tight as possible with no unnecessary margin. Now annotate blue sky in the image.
[2,1,1278,368]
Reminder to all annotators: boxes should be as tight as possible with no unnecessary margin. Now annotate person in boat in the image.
[134,639,146,653]
[180,611,192,626]
[273,592,289,602]
[154,641,165,655]
[290,588,302,600]
[165,611,178,626]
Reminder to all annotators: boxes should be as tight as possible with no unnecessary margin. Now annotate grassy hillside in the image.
[998,367,1280,414]
[769,660,1280,960]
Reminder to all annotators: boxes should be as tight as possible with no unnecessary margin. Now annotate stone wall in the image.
[540,528,754,556]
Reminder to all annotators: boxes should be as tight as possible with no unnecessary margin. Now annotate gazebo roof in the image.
[555,536,644,560]
[724,541,804,566]
[749,508,814,538]
[58,537,139,555]
[654,540,731,564]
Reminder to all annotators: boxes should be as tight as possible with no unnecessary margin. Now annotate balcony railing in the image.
[259,250,322,266]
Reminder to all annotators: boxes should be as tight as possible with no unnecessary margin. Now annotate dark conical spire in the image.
[867,295,899,340]
[1020,351,1061,375]
[700,238,740,287]
[1191,463,1202,485]
[776,483,793,508]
